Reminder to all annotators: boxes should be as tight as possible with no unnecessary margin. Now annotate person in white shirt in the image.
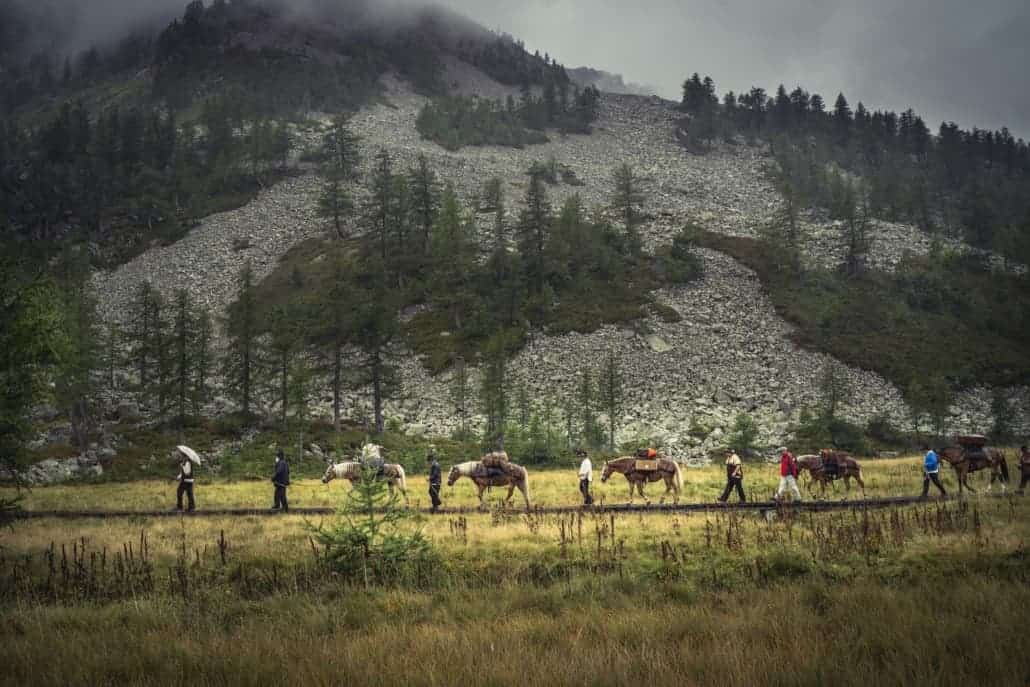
[576,448,593,505]
[175,452,196,512]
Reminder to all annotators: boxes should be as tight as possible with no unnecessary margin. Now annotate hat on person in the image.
[574,448,587,457]
[276,448,285,460]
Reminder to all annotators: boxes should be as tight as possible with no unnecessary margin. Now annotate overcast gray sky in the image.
[440,0,1030,137]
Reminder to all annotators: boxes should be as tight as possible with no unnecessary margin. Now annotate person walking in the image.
[174,449,196,512]
[920,444,947,498]
[718,449,745,503]
[427,449,443,512]
[577,448,593,505]
[271,448,290,512]
[774,446,801,502]
[1019,446,1030,495]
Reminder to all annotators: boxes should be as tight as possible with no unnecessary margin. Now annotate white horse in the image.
[447,460,531,511]
[321,461,409,504]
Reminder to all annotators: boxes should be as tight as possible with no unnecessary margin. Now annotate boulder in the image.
[116,402,142,422]
[645,335,673,353]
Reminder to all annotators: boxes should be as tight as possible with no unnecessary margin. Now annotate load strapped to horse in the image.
[956,435,988,462]
[633,447,660,472]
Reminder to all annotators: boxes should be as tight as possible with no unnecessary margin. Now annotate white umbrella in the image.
[177,445,202,466]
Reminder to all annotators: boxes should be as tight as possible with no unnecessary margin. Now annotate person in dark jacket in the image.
[718,449,745,503]
[271,448,290,512]
[427,449,442,512]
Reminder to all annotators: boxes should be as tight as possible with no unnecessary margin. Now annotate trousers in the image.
[921,471,947,497]
[176,481,195,511]
[273,485,289,511]
[719,477,745,502]
[579,478,593,505]
[776,475,801,500]
[429,483,442,510]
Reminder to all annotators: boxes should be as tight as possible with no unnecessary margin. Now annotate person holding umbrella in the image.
[174,445,200,512]
[271,448,290,512]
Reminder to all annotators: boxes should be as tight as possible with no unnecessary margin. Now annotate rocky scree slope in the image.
[89,63,1030,457]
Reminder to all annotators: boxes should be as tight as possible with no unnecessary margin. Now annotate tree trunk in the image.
[372,349,384,435]
[280,353,288,429]
[333,343,342,432]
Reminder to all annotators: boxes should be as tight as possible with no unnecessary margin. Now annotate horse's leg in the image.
[627,479,635,504]
[477,483,487,509]
[505,482,515,506]
[519,481,530,510]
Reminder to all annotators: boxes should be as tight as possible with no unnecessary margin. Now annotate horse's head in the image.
[819,448,830,459]
[321,463,336,484]
[601,461,614,483]
[447,465,461,486]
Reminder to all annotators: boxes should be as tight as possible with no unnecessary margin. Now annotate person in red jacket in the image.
[774,446,802,502]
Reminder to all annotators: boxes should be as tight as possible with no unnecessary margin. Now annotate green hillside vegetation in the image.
[678,73,1030,265]
[680,73,1030,402]
[245,147,700,439]
[416,85,601,150]
[0,0,570,268]
[699,226,1030,389]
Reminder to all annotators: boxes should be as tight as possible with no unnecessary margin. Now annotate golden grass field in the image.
[1,455,970,511]
[2,454,1029,686]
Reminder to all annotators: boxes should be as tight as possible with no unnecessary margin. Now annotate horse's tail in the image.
[1000,455,1010,483]
[395,465,407,490]
[673,461,683,491]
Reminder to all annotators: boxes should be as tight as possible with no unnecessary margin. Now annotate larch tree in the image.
[516,169,552,295]
[600,350,623,449]
[611,163,644,253]
[408,153,441,256]
[224,261,259,419]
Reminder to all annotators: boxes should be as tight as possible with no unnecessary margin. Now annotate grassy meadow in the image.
[2,454,1029,685]
[0,455,973,512]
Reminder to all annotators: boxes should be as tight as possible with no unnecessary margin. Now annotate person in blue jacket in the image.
[271,448,290,512]
[920,444,946,498]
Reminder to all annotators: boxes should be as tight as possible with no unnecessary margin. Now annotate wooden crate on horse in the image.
[634,459,659,472]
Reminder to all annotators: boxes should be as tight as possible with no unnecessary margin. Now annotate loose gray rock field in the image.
[88,62,1030,458]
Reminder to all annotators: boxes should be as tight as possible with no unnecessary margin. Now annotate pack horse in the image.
[600,453,683,504]
[447,452,531,511]
[321,443,409,504]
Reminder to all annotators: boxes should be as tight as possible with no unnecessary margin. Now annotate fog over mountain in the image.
[5,0,1029,136]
